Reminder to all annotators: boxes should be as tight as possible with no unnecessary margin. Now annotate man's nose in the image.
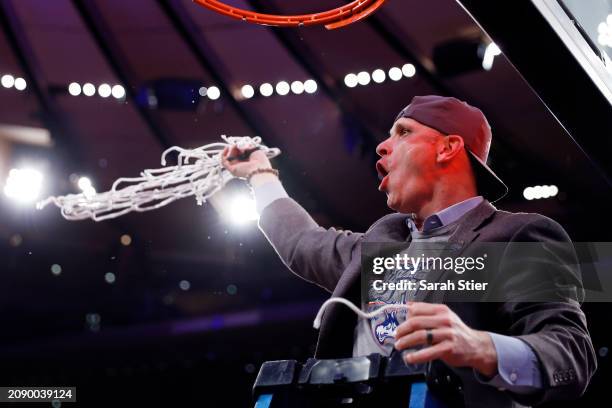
[376,138,391,157]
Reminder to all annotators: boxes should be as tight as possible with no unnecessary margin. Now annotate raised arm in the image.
[222,145,363,292]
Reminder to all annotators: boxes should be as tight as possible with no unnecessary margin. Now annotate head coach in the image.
[222,95,596,407]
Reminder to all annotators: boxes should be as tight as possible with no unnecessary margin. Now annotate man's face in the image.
[376,117,444,213]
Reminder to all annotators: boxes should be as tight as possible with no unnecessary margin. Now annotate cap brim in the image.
[467,150,508,203]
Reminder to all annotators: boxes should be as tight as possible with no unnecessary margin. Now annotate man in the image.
[222,95,596,407]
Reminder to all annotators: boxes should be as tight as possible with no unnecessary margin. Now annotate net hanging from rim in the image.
[193,0,387,30]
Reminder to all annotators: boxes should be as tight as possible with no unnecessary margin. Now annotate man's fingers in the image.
[407,302,447,317]
[395,328,452,350]
[394,315,452,338]
[403,341,452,365]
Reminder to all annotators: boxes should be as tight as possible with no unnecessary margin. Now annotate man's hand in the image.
[394,302,498,378]
[222,145,276,186]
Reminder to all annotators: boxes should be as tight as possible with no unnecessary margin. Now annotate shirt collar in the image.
[406,196,484,233]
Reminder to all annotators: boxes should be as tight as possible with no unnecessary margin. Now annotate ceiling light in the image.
[275,81,290,96]
[290,81,304,94]
[372,69,385,83]
[207,86,220,100]
[241,84,255,99]
[357,71,371,86]
[83,83,96,96]
[523,185,558,200]
[111,84,126,99]
[303,79,317,94]
[259,83,273,97]
[68,82,81,96]
[226,195,259,225]
[482,42,502,71]
[98,83,111,98]
[14,77,26,91]
[3,168,43,203]
[402,63,416,77]
[344,73,358,87]
[388,67,402,81]
[1,74,15,88]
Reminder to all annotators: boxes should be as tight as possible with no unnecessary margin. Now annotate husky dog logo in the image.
[375,309,399,344]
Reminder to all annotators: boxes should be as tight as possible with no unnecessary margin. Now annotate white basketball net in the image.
[36,135,280,221]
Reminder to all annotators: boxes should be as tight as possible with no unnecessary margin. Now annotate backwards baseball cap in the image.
[395,95,508,203]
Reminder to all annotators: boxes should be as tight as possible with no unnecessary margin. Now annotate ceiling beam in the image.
[0,0,83,162]
[247,0,381,157]
[71,0,174,150]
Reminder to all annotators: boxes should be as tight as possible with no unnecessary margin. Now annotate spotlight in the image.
[111,84,126,99]
[388,67,402,81]
[275,81,290,96]
[207,86,220,100]
[344,73,358,88]
[402,63,416,77]
[68,82,82,96]
[482,43,502,71]
[290,81,304,94]
[83,83,96,96]
[259,83,273,97]
[14,78,26,91]
[179,280,191,291]
[372,69,386,83]
[4,168,43,203]
[357,71,370,86]
[98,83,111,98]
[1,74,15,88]
[198,86,208,97]
[303,79,317,94]
[241,84,255,99]
[226,195,259,225]
[523,185,559,200]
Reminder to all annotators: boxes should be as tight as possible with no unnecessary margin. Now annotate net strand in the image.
[313,297,409,329]
[37,135,280,222]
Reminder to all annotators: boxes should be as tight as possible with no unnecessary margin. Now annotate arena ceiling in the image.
[0,0,610,359]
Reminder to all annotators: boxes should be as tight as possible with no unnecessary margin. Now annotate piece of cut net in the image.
[37,135,280,222]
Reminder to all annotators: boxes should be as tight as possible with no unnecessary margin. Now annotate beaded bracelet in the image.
[245,168,280,185]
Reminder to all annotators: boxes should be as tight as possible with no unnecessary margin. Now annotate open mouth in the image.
[376,161,388,181]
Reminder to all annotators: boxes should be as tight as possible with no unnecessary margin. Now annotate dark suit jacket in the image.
[259,198,597,407]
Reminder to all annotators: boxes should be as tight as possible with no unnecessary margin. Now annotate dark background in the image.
[0,0,610,406]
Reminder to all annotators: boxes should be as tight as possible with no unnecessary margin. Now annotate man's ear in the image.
[436,134,465,163]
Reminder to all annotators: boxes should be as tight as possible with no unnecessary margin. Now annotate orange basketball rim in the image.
[192,0,387,30]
